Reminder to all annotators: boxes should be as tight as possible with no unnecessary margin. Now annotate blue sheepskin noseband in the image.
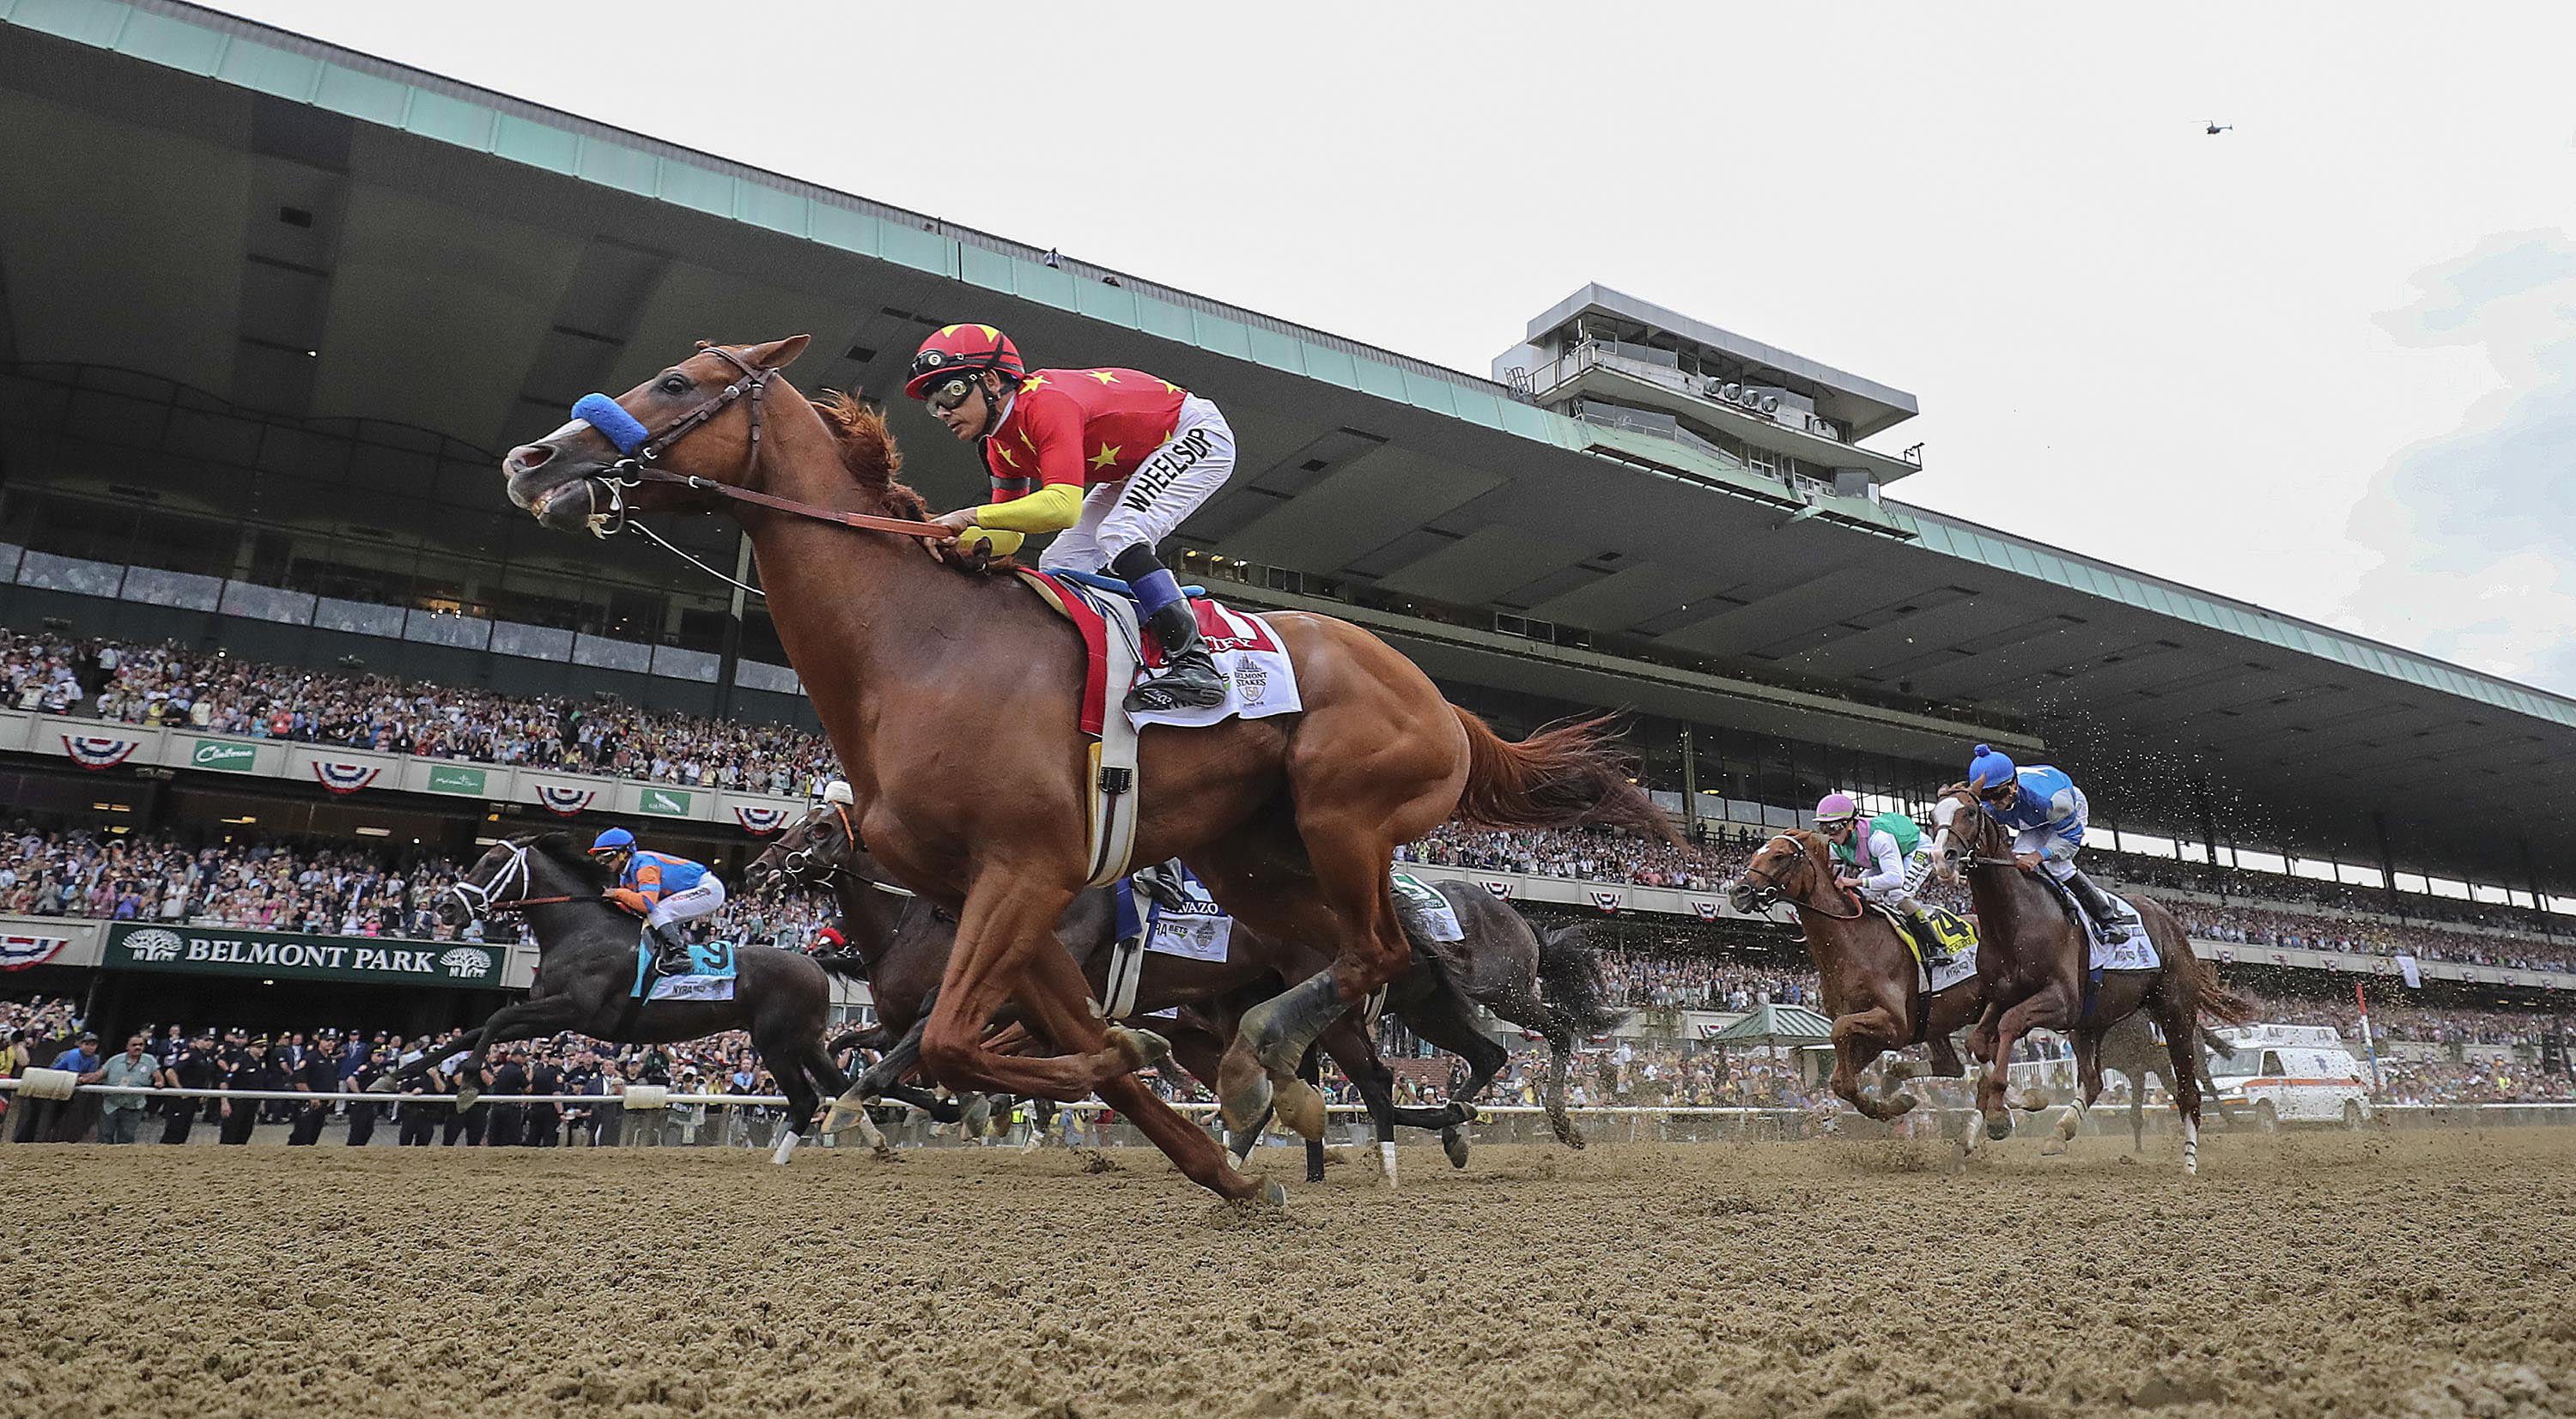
[571,393,649,456]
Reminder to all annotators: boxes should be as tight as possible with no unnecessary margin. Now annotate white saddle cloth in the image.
[2087,892,2159,973]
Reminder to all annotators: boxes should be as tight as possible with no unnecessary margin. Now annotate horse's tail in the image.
[2182,949,2257,1029]
[1449,707,1674,842]
[1535,923,1627,1040]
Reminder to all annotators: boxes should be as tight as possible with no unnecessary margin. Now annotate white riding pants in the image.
[1040,396,1236,573]
[648,877,726,929]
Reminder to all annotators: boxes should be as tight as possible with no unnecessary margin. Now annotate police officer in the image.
[220,1037,287,1144]
[396,1064,439,1147]
[347,1047,392,1147]
[156,1034,218,1144]
[484,1047,528,1148]
[526,1047,565,1148]
[285,1037,342,1145]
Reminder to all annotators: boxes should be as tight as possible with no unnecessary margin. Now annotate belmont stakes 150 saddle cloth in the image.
[1015,568,1305,891]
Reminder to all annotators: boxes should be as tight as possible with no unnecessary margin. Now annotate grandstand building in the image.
[1,1,2570,1040]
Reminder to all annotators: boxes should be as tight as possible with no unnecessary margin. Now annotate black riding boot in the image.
[1127,600,1225,713]
[1131,858,1191,910]
[649,921,695,976]
[2063,869,2136,938]
[1905,905,1952,967]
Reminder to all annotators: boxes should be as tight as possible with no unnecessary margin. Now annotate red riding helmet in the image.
[904,324,1026,401]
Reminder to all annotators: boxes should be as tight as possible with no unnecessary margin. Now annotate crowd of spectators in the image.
[3,626,840,795]
[13,618,2576,974]
[0,822,835,949]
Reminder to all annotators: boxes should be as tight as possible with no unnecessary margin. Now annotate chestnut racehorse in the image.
[500,337,1668,1203]
[1726,829,1982,1123]
[1927,785,2251,1173]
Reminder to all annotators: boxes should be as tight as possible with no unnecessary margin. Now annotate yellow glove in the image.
[956,525,1024,558]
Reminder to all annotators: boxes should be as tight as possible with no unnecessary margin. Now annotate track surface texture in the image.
[4,1128,2572,1419]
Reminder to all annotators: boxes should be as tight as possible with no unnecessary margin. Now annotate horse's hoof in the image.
[1107,1026,1171,1071]
[1217,1052,1273,1135]
[1273,1076,1327,1140]
[452,1087,481,1113]
[819,1090,872,1137]
[1986,1118,2013,1142]
[1258,1178,1289,1210]
[1441,1126,1471,1170]
[2040,1138,2068,1157]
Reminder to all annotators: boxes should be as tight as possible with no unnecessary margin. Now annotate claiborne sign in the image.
[104,924,502,989]
[184,738,258,773]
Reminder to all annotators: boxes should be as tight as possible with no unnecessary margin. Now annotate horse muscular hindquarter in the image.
[501,338,1666,1203]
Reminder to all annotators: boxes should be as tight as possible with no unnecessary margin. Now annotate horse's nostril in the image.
[507,443,556,474]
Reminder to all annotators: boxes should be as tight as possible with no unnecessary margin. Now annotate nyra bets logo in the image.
[439,948,494,979]
[125,928,185,962]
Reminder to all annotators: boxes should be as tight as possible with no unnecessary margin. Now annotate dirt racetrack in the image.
[3,1126,2572,1419]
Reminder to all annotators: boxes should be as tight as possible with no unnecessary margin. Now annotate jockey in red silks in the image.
[905,323,1233,713]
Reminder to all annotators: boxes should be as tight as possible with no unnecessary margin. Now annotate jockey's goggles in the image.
[928,376,980,413]
[1818,816,1855,830]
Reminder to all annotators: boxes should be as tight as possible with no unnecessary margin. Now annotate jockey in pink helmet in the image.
[1815,792,1950,967]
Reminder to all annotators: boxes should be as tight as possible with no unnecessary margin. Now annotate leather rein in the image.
[1742,834,1865,921]
[568,346,949,588]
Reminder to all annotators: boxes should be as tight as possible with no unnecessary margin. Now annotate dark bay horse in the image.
[425,834,884,1161]
[1927,786,2253,1173]
[501,337,1668,1203]
[744,799,1622,1180]
[1726,829,1983,1123]
[2100,1016,2241,1154]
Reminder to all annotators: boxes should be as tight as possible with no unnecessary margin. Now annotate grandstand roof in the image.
[3,0,2573,895]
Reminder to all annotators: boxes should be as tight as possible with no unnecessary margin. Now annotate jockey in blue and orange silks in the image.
[1963,743,2138,943]
[588,828,726,976]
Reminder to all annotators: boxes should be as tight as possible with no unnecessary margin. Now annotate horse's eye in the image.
[659,375,690,395]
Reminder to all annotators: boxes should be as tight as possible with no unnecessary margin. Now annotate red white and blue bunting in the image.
[0,932,69,971]
[1690,899,1722,921]
[1589,890,1624,914]
[312,761,381,795]
[1482,880,1515,901]
[535,785,598,816]
[60,735,139,770]
[733,804,791,835]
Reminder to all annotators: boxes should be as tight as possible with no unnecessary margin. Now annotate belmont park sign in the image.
[104,924,503,990]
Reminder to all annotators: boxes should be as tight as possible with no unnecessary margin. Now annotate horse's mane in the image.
[523,831,614,890]
[811,389,930,522]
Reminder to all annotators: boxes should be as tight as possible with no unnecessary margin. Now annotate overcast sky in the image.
[207,1,2576,695]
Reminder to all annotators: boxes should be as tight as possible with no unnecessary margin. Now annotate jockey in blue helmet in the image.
[1963,744,2136,941]
[587,827,726,976]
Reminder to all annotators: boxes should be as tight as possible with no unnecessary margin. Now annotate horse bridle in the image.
[775,802,915,901]
[442,841,584,919]
[1738,832,1865,921]
[565,344,949,554]
[1933,791,2023,875]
